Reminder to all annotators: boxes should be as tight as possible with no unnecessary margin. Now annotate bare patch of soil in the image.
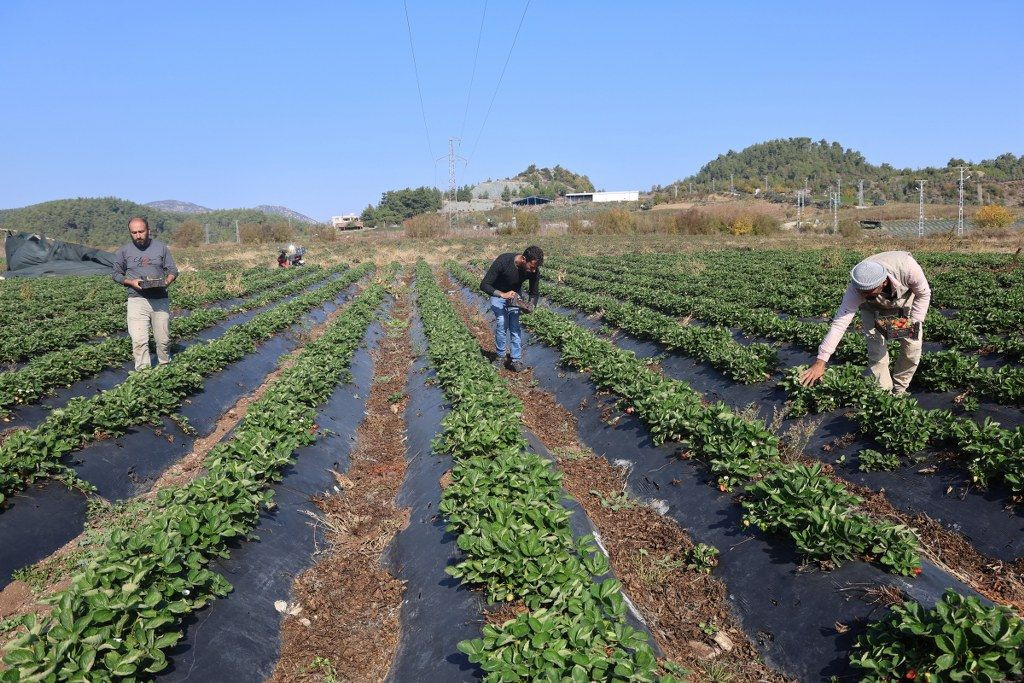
[442,275,787,681]
[0,582,32,621]
[269,277,413,683]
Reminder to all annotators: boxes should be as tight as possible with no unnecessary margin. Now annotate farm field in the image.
[1,243,1023,682]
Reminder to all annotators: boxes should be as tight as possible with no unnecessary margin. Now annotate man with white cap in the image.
[800,251,931,393]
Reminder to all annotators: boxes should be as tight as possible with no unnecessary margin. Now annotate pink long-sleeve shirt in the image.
[817,252,931,362]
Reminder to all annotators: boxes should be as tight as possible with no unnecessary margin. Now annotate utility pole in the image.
[957,166,970,236]
[711,177,715,194]
[837,176,842,206]
[235,219,240,244]
[831,190,838,233]
[764,176,769,196]
[917,180,927,238]
[437,137,466,233]
[689,182,693,195]
[204,222,210,244]
[796,190,804,231]
[858,180,865,208]
[730,173,734,194]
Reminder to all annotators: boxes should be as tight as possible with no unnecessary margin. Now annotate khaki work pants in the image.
[127,297,171,371]
[860,308,922,394]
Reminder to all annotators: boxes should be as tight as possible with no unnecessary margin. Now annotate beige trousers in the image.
[127,297,171,371]
[860,308,922,393]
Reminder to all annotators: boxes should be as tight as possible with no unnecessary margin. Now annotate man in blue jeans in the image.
[480,245,543,372]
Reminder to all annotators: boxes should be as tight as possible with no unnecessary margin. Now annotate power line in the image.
[403,0,435,162]
[459,0,489,143]
[467,0,532,164]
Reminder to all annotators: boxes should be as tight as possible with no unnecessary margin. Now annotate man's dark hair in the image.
[523,245,544,266]
[128,216,150,230]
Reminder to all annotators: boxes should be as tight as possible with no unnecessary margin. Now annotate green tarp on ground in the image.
[2,231,115,277]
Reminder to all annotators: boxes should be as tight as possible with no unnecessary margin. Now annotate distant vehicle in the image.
[859,220,883,230]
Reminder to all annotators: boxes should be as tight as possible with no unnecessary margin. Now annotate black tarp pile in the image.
[2,231,115,277]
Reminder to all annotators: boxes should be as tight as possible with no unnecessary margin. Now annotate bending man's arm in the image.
[527,271,539,305]
[816,284,862,363]
[480,258,501,296]
[906,258,931,324]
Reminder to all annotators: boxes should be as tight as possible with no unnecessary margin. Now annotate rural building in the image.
[511,196,552,206]
[565,190,640,204]
[331,214,363,230]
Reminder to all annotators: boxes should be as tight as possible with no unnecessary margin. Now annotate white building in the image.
[331,214,361,229]
[564,190,640,204]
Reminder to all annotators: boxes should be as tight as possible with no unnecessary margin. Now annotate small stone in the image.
[299,617,311,627]
[686,640,718,660]
[274,600,288,613]
[713,631,734,652]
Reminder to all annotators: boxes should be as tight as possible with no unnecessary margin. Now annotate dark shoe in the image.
[509,360,527,373]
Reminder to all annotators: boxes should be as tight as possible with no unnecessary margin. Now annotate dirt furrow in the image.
[269,275,413,683]
[441,273,787,682]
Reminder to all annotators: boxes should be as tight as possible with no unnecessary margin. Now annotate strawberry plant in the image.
[858,449,902,472]
[0,267,328,418]
[415,262,674,683]
[850,589,1024,682]
[1,273,391,679]
[0,263,372,506]
[513,302,920,575]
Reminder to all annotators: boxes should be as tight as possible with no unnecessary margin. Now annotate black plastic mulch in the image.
[0,284,359,591]
[456,285,982,682]
[383,312,484,683]
[156,312,386,682]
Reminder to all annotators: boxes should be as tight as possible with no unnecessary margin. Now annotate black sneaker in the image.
[509,360,527,373]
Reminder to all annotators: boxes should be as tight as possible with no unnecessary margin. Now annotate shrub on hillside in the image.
[239,222,265,244]
[172,220,204,247]
[673,209,720,235]
[730,216,754,235]
[594,208,636,234]
[267,222,293,242]
[975,204,1014,230]
[838,219,862,238]
[404,213,448,238]
[514,211,540,235]
[751,213,780,235]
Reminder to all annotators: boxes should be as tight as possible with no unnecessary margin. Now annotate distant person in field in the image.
[480,245,543,373]
[112,216,179,371]
[278,250,289,268]
[801,251,931,394]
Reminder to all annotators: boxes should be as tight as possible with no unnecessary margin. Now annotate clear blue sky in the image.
[2,1,1022,220]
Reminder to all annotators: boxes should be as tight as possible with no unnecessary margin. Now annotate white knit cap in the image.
[850,259,887,290]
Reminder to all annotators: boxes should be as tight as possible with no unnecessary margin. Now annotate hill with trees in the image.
[145,200,211,214]
[0,197,310,246]
[360,186,443,227]
[510,164,595,198]
[656,138,1024,205]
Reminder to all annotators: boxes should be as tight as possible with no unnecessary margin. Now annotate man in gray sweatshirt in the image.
[112,216,179,370]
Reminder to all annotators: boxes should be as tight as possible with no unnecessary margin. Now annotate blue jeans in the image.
[490,295,522,360]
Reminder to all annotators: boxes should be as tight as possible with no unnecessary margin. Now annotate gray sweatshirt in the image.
[112,239,179,299]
